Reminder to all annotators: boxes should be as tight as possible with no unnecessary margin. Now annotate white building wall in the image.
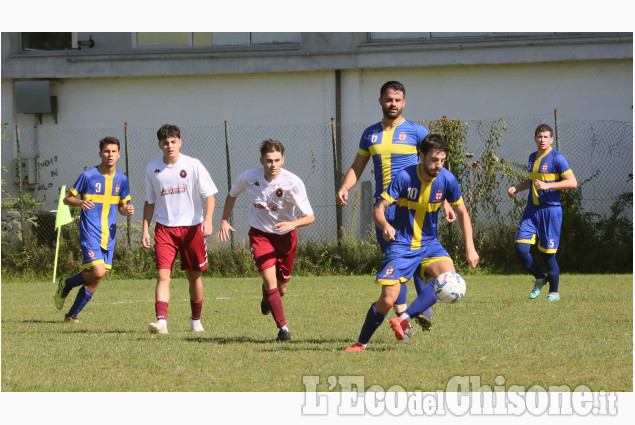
[341,60,632,123]
[5,59,631,131]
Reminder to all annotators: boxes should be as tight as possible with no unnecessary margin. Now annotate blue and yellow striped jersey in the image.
[70,166,131,250]
[381,165,463,253]
[358,118,429,198]
[526,147,573,207]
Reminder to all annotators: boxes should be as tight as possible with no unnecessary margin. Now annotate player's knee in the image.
[86,266,107,280]
[515,243,531,259]
[377,288,399,313]
[277,280,288,296]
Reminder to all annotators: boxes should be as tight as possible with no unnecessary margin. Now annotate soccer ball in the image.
[433,272,466,304]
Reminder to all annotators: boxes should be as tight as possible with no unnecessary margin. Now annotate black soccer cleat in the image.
[276,328,291,342]
[414,311,433,332]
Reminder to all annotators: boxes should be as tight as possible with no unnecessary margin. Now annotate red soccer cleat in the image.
[389,317,409,341]
[344,342,366,352]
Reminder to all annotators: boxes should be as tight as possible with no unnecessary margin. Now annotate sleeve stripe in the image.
[380,192,395,204]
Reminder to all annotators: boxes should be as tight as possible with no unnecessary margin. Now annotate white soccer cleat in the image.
[148,321,168,334]
[191,319,205,332]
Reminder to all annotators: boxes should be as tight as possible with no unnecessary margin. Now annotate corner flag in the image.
[53,185,72,284]
[55,185,72,230]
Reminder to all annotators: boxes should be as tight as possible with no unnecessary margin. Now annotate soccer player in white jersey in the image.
[142,124,218,334]
[218,139,315,342]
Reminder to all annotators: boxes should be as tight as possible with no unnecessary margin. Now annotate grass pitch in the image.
[1,274,632,392]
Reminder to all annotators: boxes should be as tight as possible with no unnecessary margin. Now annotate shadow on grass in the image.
[181,335,388,352]
[16,320,139,335]
[183,336,271,344]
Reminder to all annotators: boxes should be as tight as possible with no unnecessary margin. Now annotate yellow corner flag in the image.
[55,185,72,230]
[53,185,72,283]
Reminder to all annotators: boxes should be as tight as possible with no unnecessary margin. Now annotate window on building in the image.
[370,33,431,41]
[211,33,250,46]
[21,33,72,51]
[136,32,189,47]
[369,32,548,41]
[193,32,213,47]
[251,33,302,44]
[134,32,301,47]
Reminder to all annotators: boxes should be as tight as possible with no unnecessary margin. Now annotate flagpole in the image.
[53,226,62,284]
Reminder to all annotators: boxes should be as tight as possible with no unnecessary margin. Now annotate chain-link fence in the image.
[2,115,632,252]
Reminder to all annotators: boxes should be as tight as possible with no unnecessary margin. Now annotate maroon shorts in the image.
[248,227,297,283]
[154,222,208,271]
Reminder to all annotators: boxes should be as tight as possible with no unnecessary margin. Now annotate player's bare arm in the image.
[373,198,396,241]
[218,194,237,242]
[273,213,315,233]
[141,201,155,249]
[63,192,94,210]
[336,154,370,206]
[201,194,215,238]
[455,202,479,269]
[118,202,135,216]
[534,171,578,191]
[508,179,531,197]
[444,199,456,223]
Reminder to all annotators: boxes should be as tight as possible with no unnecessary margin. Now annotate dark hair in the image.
[380,81,406,98]
[260,139,285,157]
[419,133,450,156]
[534,123,553,137]
[157,124,181,141]
[99,136,120,151]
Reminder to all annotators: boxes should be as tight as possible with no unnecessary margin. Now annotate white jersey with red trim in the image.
[145,154,218,226]
[229,168,313,234]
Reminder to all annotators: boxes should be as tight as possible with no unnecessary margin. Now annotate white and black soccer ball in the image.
[433,272,466,304]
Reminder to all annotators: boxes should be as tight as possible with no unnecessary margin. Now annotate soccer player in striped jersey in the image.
[345,134,479,351]
[143,124,218,334]
[218,140,314,342]
[336,81,455,339]
[53,137,134,322]
[508,124,577,302]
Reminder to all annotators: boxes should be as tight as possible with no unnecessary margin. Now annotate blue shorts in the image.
[376,239,452,286]
[516,206,562,254]
[375,202,396,253]
[80,241,113,271]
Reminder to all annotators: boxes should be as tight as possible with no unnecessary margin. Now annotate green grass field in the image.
[1,274,632,392]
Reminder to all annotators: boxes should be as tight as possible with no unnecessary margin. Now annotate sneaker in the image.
[529,277,547,299]
[414,311,433,332]
[148,321,168,334]
[546,293,560,302]
[64,315,80,323]
[53,277,70,310]
[389,317,409,341]
[276,328,291,342]
[191,319,205,332]
[344,342,366,352]
[398,323,414,344]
